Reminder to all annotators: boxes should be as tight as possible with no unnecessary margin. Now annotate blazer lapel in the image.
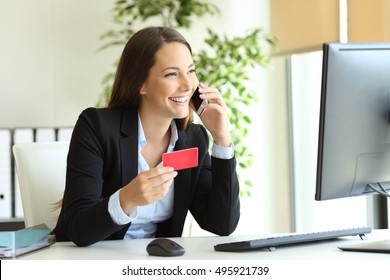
[119,109,139,185]
[171,129,193,234]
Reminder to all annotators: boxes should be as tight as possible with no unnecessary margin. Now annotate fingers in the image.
[138,167,177,198]
[139,166,177,188]
[121,167,177,209]
[198,83,227,110]
[195,83,231,147]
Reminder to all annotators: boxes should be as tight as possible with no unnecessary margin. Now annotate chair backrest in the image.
[12,141,69,230]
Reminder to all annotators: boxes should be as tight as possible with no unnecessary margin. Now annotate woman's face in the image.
[140,42,198,120]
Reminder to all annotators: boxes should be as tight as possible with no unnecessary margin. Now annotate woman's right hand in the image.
[118,166,178,214]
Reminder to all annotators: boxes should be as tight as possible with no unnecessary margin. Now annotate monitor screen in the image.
[316,42,390,201]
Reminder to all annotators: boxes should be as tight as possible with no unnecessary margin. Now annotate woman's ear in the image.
[139,84,147,95]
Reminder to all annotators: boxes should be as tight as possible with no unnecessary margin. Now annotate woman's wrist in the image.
[119,188,136,214]
[213,134,231,147]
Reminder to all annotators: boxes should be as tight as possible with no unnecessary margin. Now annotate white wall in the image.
[0,0,118,127]
[0,0,291,235]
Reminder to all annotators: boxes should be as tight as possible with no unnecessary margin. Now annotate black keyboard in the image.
[214,227,372,252]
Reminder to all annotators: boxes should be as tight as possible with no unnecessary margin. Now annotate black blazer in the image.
[53,107,240,246]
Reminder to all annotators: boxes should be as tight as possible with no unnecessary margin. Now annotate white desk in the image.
[19,229,390,260]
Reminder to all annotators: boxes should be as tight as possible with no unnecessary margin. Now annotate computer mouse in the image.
[146,238,185,257]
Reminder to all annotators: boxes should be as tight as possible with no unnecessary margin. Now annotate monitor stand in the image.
[338,240,390,253]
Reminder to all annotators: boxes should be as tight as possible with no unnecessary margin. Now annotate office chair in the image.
[12,141,69,230]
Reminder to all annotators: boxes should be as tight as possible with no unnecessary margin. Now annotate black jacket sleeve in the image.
[185,125,240,236]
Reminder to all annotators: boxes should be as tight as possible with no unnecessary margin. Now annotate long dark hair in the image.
[108,26,194,130]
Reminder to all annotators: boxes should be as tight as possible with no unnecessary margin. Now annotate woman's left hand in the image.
[197,83,231,147]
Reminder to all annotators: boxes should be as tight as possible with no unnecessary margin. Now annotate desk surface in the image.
[19,229,390,260]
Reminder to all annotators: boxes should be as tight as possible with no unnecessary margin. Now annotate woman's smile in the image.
[168,95,189,105]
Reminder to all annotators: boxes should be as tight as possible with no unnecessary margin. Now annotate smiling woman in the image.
[139,42,198,121]
[52,26,240,247]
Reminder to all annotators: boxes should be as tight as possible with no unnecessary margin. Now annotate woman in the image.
[53,26,240,246]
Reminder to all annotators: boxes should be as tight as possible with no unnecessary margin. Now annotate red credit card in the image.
[162,147,198,171]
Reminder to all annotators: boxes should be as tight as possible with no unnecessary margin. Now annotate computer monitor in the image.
[315,42,390,253]
[316,42,390,200]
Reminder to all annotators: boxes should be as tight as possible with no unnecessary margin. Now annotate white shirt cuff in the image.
[212,142,234,159]
[108,189,138,225]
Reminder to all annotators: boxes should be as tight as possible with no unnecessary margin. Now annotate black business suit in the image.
[53,107,240,246]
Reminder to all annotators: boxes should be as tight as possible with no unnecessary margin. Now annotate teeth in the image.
[169,96,188,103]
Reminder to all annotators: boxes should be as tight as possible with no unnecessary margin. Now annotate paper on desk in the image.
[0,223,55,258]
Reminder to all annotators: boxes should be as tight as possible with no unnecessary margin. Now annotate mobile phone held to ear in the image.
[191,87,207,116]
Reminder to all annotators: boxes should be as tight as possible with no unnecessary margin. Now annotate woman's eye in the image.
[164,72,177,77]
[188,69,196,74]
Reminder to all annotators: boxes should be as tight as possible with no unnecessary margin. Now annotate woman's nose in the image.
[180,75,192,91]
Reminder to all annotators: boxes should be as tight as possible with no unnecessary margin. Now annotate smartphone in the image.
[191,87,207,116]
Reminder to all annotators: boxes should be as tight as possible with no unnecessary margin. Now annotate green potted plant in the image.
[98,0,276,196]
